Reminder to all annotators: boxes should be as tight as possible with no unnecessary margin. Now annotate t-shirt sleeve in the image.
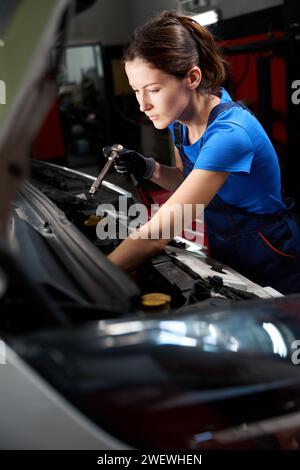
[194,122,254,173]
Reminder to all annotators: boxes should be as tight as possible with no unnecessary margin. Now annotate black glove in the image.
[104,147,155,180]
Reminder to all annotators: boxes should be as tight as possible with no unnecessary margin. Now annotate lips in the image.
[148,115,159,120]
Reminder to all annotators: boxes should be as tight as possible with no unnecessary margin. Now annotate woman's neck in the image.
[179,92,221,144]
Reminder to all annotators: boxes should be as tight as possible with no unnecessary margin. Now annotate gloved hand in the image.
[103,146,156,180]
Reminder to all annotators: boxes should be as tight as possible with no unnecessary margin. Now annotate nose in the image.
[138,92,152,113]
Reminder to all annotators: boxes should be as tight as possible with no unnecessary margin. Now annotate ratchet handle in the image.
[88,143,124,197]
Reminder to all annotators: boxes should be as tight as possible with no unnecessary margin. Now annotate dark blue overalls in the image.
[173,102,300,294]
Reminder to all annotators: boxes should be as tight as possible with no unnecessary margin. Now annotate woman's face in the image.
[125,58,192,129]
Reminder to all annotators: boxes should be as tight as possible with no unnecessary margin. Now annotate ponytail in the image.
[123,10,228,94]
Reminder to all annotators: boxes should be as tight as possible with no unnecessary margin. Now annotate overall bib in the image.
[173,102,300,294]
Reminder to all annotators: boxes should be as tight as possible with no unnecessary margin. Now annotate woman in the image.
[108,10,300,294]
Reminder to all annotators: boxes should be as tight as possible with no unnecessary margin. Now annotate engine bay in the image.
[24,161,273,314]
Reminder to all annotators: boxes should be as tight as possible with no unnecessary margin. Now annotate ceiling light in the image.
[192,9,219,26]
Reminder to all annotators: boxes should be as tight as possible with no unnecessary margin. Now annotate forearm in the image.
[150,161,185,192]
[108,169,228,274]
[108,234,165,273]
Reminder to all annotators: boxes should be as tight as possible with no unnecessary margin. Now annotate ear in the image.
[186,66,202,90]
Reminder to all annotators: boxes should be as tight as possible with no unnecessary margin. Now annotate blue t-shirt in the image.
[169,88,285,214]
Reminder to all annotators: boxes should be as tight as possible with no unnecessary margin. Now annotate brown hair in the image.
[123,10,228,95]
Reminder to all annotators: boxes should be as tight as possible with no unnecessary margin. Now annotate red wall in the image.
[32,99,65,160]
[220,31,287,151]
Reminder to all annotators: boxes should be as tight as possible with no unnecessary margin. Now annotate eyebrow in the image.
[130,82,160,89]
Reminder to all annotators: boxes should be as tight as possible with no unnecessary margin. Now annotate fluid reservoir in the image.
[141,293,171,312]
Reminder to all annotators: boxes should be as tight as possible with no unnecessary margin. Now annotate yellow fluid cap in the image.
[84,215,103,226]
[141,293,171,308]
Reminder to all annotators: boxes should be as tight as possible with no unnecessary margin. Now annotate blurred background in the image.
[26,0,300,208]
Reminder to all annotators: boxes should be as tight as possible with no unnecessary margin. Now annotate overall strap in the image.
[207,101,252,127]
[173,120,183,148]
[173,121,192,177]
